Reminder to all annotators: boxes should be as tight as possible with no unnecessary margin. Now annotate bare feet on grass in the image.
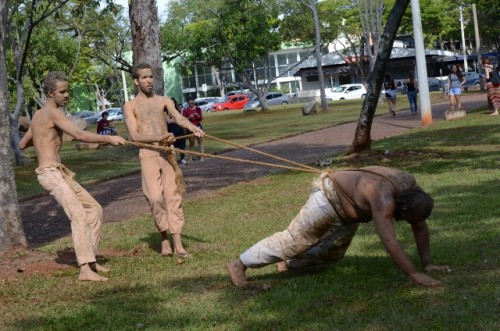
[161,231,173,256]
[90,262,110,273]
[172,233,192,258]
[227,259,248,288]
[79,263,108,282]
[277,261,288,273]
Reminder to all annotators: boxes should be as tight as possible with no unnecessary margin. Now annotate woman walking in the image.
[384,73,397,116]
[446,65,465,111]
[405,72,418,115]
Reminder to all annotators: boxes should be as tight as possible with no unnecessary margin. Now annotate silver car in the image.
[244,92,290,109]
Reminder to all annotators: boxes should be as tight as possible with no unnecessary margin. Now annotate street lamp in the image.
[459,5,468,72]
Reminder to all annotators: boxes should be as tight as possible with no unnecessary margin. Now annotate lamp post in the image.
[459,5,468,72]
[411,0,432,125]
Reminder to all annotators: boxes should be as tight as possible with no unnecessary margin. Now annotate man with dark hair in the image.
[19,71,126,281]
[96,111,116,135]
[182,97,204,161]
[228,166,449,288]
[123,63,204,257]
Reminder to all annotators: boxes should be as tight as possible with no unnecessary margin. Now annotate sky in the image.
[112,0,169,21]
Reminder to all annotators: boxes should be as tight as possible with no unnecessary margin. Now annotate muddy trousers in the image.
[139,149,184,234]
[239,188,358,269]
[36,167,102,266]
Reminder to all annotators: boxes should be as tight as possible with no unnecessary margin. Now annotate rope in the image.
[124,140,322,174]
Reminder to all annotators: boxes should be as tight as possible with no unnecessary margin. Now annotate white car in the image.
[327,84,367,101]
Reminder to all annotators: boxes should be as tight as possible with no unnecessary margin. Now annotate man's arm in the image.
[19,128,33,150]
[411,221,450,273]
[166,99,204,137]
[372,202,441,286]
[53,111,125,146]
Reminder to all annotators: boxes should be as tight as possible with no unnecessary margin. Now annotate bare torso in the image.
[30,107,66,168]
[332,166,416,222]
[128,95,169,137]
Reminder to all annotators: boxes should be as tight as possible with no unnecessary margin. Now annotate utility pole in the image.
[472,4,486,91]
[459,6,468,72]
[121,70,129,103]
[411,0,432,125]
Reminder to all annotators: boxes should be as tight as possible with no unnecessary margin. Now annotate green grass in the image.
[15,92,448,199]
[4,93,498,330]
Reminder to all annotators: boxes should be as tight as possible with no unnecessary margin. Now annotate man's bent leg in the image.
[286,222,359,269]
[36,168,96,267]
[139,150,171,256]
[239,189,335,268]
[159,155,189,256]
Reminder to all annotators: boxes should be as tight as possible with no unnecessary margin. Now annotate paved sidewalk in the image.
[20,93,488,246]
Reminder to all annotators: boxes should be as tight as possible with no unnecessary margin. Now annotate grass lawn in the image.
[4,92,498,330]
[15,92,448,199]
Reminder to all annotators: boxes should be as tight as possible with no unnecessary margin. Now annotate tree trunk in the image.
[348,0,410,154]
[129,0,164,96]
[0,0,28,251]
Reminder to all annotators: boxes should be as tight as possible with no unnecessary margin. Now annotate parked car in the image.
[85,107,122,124]
[462,71,480,88]
[426,77,442,91]
[211,94,249,111]
[106,107,123,121]
[326,84,367,101]
[381,79,406,96]
[194,98,217,112]
[243,92,290,109]
[71,110,97,119]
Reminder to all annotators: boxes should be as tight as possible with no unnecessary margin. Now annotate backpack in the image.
[490,70,500,85]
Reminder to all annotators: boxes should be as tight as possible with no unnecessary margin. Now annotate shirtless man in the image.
[19,71,126,281]
[228,166,450,288]
[123,63,204,257]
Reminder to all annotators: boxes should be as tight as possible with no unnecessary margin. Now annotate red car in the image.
[212,94,249,111]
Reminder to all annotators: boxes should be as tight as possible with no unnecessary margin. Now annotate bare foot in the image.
[79,264,108,282]
[90,262,110,273]
[491,111,498,116]
[277,261,288,273]
[227,259,248,287]
[172,234,190,258]
[161,239,173,256]
[161,231,173,256]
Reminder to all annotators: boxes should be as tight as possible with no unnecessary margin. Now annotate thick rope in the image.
[125,140,322,174]
[174,133,319,172]
[125,141,185,195]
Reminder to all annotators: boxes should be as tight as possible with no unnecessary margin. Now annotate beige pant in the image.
[36,165,102,266]
[139,149,184,234]
[240,178,358,269]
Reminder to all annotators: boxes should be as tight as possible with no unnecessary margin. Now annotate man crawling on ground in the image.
[228,166,450,287]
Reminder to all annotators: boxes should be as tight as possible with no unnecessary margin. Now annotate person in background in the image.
[383,73,397,116]
[167,98,187,165]
[446,64,466,111]
[182,98,205,161]
[405,72,418,115]
[96,111,117,135]
[482,59,500,115]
